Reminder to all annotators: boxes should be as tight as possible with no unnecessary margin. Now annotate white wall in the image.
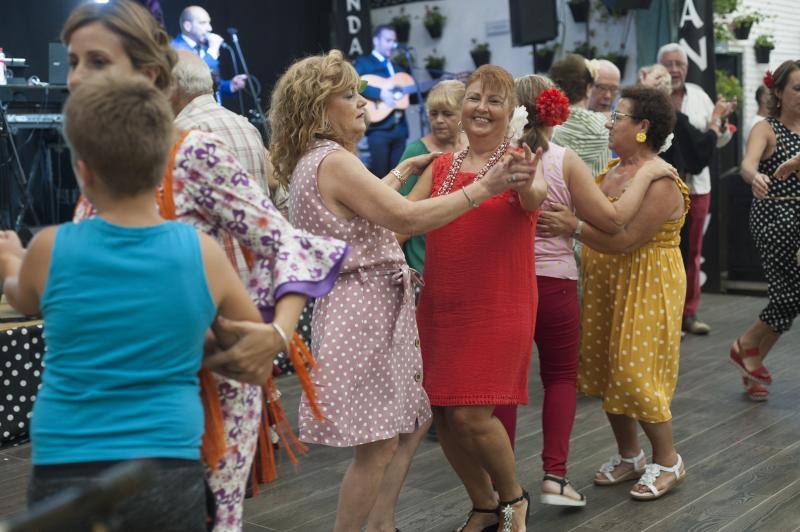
[719,0,800,141]
[369,0,639,139]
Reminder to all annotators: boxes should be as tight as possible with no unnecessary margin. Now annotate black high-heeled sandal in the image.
[498,489,529,532]
[455,506,499,532]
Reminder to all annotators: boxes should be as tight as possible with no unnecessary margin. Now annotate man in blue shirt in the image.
[171,5,247,100]
[354,25,409,177]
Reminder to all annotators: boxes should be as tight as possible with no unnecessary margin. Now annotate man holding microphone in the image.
[171,5,247,101]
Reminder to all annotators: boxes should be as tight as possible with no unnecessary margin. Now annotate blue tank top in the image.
[33,218,216,465]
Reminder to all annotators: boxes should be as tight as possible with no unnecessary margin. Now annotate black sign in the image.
[333,0,372,59]
[677,0,716,99]
[370,0,426,6]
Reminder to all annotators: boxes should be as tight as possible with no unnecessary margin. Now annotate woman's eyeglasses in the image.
[610,111,639,127]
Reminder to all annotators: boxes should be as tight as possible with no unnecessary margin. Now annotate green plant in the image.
[470,39,490,53]
[714,21,734,43]
[392,51,413,69]
[715,70,743,106]
[732,10,767,28]
[390,12,410,28]
[754,34,775,49]
[424,6,446,27]
[713,0,740,15]
[570,41,597,59]
[604,51,628,62]
[533,43,559,57]
[424,52,446,69]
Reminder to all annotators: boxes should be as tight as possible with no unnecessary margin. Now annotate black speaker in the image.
[600,0,653,10]
[509,0,558,47]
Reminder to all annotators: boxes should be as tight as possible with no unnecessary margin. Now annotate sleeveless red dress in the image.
[418,153,539,406]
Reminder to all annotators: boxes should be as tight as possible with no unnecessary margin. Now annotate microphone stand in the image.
[401,46,429,137]
[222,45,245,118]
[227,29,269,142]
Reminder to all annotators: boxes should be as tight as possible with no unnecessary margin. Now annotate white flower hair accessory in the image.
[507,105,529,143]
[658,132,675,154]
[585,59,600,82]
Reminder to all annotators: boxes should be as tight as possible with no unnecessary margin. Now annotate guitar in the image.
[361,71,470,124]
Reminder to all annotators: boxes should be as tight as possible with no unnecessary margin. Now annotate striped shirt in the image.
[552,105,610,177]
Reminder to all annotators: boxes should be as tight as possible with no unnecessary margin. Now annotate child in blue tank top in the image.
[0,75,262,530]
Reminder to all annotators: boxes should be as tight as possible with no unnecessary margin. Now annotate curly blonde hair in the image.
[269,50,360,186]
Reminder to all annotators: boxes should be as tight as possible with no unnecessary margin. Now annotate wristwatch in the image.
[573,220,584,240]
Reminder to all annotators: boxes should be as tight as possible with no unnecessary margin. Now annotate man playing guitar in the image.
[354,24,410,177]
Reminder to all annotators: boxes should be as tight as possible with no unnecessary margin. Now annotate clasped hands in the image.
[483,145,543,194]
[752,153,800,200]
[203,317,291,385]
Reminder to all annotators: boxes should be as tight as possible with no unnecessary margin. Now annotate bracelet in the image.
[461,186,479,209]
[573,220,584,240]
[271,322,291,352]
[390,168,407,185]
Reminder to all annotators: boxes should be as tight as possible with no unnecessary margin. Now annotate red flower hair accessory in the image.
[535,88,571,127]
[763,70,774,89]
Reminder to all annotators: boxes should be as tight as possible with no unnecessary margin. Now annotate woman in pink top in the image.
[493,75,678,507]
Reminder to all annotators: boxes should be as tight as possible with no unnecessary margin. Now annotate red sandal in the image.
[730,339,772,385]
[742,376,769,402]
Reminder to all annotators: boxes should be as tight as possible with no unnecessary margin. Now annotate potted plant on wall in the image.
[570,41,597,59]
[425,51,446,79]
[568,0,590,23]
[753,34,775,64]
[604,51,629,78]
[731,11,766,40]
[533,43,558,73]
[715,70,743,107]
[470,39,491,68]
[713,0,740,16]
[424,6,446,39]
[391,10,411,43]
[714,21,734,49]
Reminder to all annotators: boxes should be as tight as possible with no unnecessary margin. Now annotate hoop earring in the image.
[636,131,647,143]
[457,121,464,133]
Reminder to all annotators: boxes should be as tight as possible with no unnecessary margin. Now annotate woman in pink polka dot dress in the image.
[268,51,538,532]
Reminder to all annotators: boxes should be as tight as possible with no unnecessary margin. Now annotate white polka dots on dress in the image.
[288,139,431,447]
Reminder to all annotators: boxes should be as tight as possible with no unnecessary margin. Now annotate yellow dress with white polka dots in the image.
[577,161,689,423]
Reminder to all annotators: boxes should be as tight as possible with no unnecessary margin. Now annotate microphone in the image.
[392,43,413,51]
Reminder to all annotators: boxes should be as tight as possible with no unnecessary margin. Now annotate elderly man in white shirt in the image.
[659,43,733,335]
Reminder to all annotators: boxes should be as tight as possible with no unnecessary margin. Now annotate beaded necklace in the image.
[436,140,509,196]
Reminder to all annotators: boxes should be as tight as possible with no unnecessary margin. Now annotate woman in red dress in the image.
[407,65,548,532]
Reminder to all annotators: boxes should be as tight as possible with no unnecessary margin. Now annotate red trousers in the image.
[682,193,710,317]
[494,276,580,476]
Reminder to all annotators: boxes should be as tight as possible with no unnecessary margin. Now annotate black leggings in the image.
[28,458,208,532]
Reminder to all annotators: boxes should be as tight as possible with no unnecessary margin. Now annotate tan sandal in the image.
[594,449,646,486]
[630,454,686,500]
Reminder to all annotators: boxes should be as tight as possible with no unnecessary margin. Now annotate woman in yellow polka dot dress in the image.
[539,86,689,501]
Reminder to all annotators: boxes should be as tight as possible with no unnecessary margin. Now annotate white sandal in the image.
[594,449,646,486]
[630,454,686,500]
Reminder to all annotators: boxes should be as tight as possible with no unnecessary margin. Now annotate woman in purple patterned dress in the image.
[62,2,348,530]
[268,50,537,532]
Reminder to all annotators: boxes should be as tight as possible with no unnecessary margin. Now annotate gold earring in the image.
[636,132,647,143]
[457,121,464,132]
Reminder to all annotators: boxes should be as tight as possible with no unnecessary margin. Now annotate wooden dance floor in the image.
[2,293,799,531]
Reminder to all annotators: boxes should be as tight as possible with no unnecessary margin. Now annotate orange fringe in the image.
[160,130,326,488]
[248,331,326,494]
[199,368,227,470]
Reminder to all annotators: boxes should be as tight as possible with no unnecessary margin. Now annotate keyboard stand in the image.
[0,102,38,233]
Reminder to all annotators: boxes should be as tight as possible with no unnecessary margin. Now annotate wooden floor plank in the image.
[3,293,799,532]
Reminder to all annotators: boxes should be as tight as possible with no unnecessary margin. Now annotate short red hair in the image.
[465,64,517,113]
